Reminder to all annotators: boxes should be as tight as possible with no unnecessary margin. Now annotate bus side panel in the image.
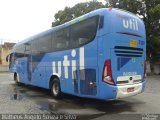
[19,58,29,84]
[31,66,46,88]
[98,35,118,99]
[51,39,99,98]
[43,51,74,94]
[13,58,29,84]
[16,59,24,83]
[77,38,99,98]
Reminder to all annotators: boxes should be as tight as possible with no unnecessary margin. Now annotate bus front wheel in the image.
[51,78,62,99]
[14,73,19,83]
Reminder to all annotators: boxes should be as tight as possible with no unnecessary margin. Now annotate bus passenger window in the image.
[70,15,99,48]
[53,27,70,51]
[39,34,52,53]
[78,38,88,45]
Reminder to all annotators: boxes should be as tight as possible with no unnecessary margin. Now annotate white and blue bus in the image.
[7,8,146,100]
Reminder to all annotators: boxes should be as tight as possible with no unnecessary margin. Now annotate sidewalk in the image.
[0,65,9,72]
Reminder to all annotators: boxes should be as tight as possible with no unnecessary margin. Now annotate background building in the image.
[0,42,15,72]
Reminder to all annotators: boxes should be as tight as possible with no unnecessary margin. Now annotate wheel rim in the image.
[53,83,59,96]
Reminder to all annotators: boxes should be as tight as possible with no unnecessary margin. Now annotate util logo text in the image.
[52,47,84,79]
[123,18,139,31]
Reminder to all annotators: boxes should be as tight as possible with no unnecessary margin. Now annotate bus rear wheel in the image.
[51,78,62,99]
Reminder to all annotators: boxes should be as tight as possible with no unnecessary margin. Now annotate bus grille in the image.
[114,46,143,57]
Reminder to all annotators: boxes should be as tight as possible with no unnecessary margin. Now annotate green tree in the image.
[52,0,104,26]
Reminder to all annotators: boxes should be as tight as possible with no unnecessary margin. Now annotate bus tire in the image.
[50,78,62,99]
[14,73,20,85]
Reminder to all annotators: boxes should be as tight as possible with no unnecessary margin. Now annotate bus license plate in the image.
[127,87,134,92]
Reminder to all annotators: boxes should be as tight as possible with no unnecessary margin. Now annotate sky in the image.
[0,0,105,43]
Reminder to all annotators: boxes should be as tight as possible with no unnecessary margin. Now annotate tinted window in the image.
[24,42,31,55]
[16,16,99,54]
[31,39,39,54]
[70,16,99,48]
[53,28,70,51]
[39,34,52,53]
[14,44,26,58]
[15,44,25,54]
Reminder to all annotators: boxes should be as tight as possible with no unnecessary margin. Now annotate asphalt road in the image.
[0,73,160,120]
